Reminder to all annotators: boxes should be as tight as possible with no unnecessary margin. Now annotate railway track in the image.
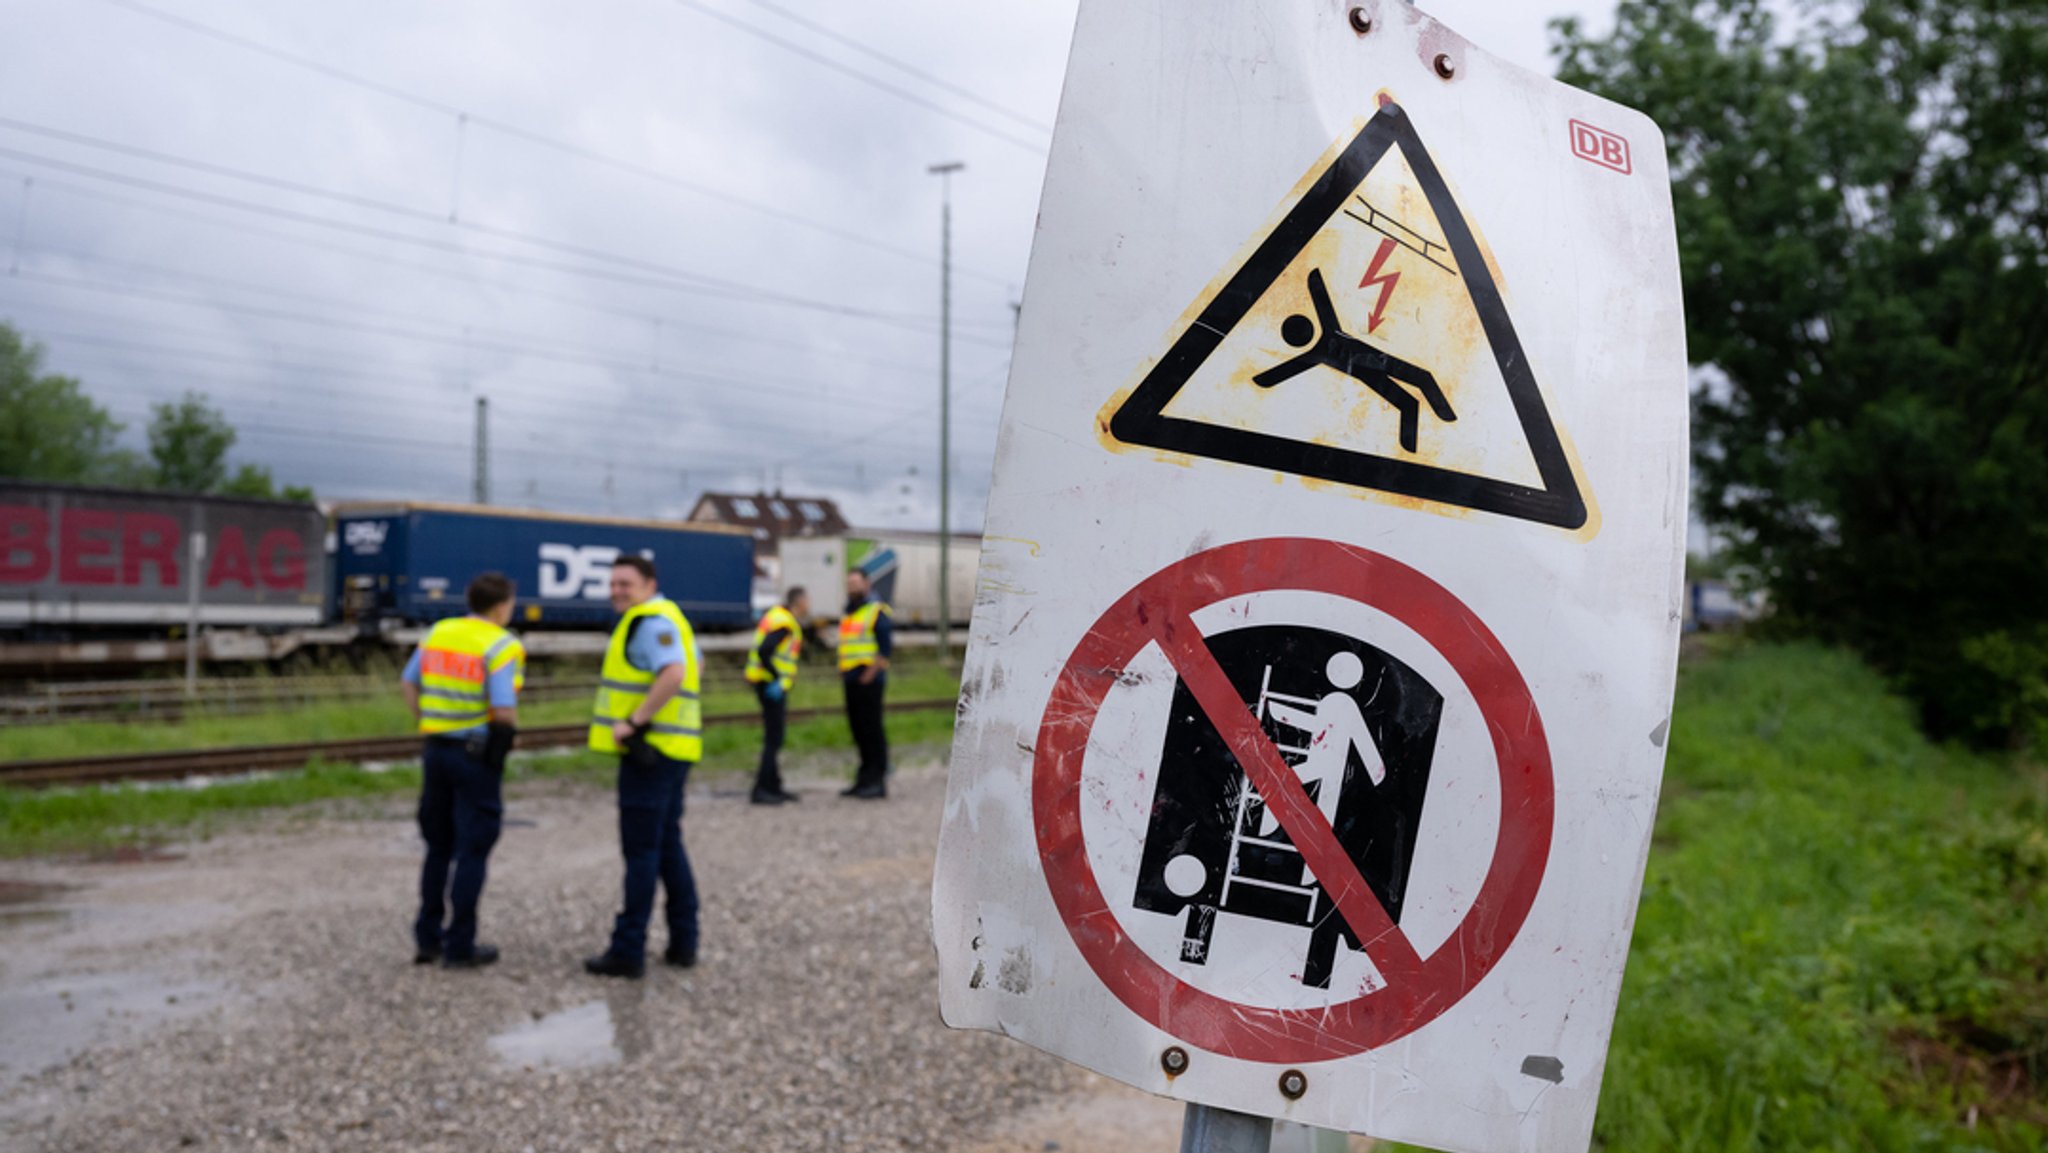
[0,698,958,789]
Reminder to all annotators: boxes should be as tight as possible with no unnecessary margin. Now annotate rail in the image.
[0,698,959,789]
[0,664,907,726]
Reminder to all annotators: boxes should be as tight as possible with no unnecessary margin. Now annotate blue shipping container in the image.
[332,503,755,631]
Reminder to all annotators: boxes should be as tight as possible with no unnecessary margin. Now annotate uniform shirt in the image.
[844,595,895,667]
[755,626,793,671]
[624,607,691,673]
[402,631,520,736]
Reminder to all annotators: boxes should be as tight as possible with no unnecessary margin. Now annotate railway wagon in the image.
[779,532,980,627]
[333,502,755,632]
[0,481,329,635]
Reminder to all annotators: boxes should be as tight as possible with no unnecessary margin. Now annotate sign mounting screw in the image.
[1434,54,1457,79]
[1279,1069,1309,1099]
[1348,8,1372,34]
[1161,1047,1191,1076]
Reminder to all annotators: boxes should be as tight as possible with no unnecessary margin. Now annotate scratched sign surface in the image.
[932,3,1688,1152]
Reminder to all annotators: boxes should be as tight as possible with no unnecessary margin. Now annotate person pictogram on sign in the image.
[1252,267,1457,454]
[1130,625,1443,990]
[1253,652,1385,850]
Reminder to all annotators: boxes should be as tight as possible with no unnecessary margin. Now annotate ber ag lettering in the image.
[0,506,307,591]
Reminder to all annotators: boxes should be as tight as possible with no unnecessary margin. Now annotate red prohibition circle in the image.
[1032,537,1553,1063]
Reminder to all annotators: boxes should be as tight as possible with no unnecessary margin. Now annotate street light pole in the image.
[929,160,964,665]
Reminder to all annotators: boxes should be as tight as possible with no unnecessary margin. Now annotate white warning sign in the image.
[933,2,1690,1152]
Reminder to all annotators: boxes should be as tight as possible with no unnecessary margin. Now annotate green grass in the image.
[1585,641,2048,1151]
[0,660,962,761]
[0,678,959,857]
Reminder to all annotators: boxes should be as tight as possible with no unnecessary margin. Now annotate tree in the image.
[0,321,128,483]
[148,391,237,494]
[1555,0,2048,746]
[217,462,315,503]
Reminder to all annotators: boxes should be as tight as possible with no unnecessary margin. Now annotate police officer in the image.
[400,572,523,969]
[745,586,810,806]
[838,568,892,799]
[584,554,702,979]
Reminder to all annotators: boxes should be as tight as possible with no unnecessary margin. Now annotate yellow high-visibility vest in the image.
[414,616,524,735]
[837,600,889,672]
[589,596,702,761]
[745,604,803,689]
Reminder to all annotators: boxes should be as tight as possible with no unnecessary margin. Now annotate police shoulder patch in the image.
[657,631,676,646]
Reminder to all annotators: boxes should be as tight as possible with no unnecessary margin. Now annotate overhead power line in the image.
[666,0,1048,155]
[9,247,971,392]
[90,0,1016,287]
[729,0,1054,134]
[38,333,963,476]
[0,118,1016,327]
[2,284,952,424]
[0,169,980,379]
[0,142,1015,347]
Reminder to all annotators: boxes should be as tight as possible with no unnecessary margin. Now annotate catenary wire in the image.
[664,0,1047,155]
[87,0,1019,287]
[1,170,964,379]
[0,119,1015,333]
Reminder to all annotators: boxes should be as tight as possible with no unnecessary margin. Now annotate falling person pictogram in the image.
[1252,268,1457,454]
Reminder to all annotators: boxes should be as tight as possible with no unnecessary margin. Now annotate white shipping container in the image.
[776,533,979,628]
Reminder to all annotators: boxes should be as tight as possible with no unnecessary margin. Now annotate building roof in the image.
[687,491,851,545]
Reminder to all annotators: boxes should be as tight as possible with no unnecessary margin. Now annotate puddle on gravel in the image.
[490,1001,619,1070]
[0,880,74,933]
[489,988,654,1071]
[0,879,72,905]
[0,970,231,1082]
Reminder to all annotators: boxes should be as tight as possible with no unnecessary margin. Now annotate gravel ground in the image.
[0,748,1193,1152]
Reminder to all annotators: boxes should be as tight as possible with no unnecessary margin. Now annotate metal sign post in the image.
[183,530,207,698]
[1181,1104,1273,1153]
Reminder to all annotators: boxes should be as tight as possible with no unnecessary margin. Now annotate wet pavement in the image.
[0,970,232,1084]
[0,757,1216,1152]
[487,990,660,1071]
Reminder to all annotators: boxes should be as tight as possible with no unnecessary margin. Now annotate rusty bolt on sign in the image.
[1434,53,1457,79]
[1162,1047,1191,1076]
[1278,1069,1310,1100]
[1348,7,1372,34]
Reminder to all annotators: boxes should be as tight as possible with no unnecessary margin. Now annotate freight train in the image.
[778,531,979,629]
[0,482,755,661]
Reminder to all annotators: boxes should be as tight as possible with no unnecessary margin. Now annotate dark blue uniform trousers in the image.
[607,751,700,962]
[415,737,503,959]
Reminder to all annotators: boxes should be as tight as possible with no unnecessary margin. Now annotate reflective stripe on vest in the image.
[745,605,803,687]
[588,596,703,761]
[837,601,887,671]
[415,617,524,735]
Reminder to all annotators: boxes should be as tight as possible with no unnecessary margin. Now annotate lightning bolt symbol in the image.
[1358,235,1401,335]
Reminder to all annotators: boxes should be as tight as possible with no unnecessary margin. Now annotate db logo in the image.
[1570,119,1631,175]
[538,543,621,600]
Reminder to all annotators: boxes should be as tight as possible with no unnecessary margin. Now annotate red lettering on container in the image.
[58,509,120,586]
[257,529,305,590]
[1570,118,1632,175]
[207,525,257,589]
[121,513,182,588]
[0,505,51,583]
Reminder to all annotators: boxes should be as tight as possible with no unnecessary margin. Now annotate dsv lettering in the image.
[537,543,646,600]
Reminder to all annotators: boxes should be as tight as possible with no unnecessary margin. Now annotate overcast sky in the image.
[0,0,1614,530]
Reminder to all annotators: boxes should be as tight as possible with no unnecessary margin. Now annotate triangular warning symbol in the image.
[1103,103,1591,530]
